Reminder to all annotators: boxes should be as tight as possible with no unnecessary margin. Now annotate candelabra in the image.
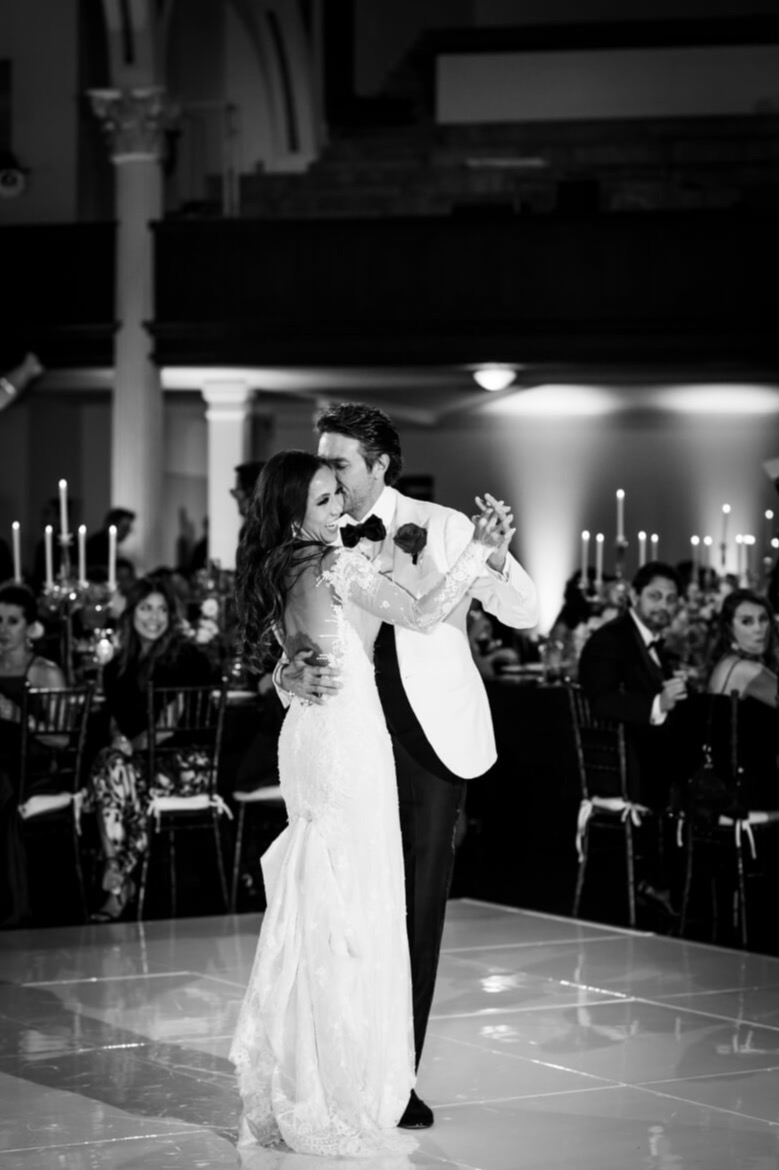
[39,533,115,683]
[613,537,628,580]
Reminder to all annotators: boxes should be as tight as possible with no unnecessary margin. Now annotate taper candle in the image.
[616,490,625,542]
[721,503,731,546]
[58,479,69,537]
[766,510,774,549]
[638,531,647,567]
[78,524,87,586]
[735,534,744,581]
[650,533,659,558]
[595,533,604,586]
[44,525,53,589]
[108,524,117,591]
[11,522,21,582]
[581,530,590,582]
[703,535,713,568]
[691,535,700,577]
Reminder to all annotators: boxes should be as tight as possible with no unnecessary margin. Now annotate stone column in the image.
[88,87,172,569]
[202,381,255,570]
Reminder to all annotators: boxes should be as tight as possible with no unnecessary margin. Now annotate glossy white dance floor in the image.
[2,900,779,1168]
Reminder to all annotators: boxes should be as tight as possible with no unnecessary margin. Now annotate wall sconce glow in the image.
[472,365,517,392]
[662,384,779,415]
[480,383,617,416]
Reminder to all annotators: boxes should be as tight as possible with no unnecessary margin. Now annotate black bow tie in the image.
[341,515,387,548]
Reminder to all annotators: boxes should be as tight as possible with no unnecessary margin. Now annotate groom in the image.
[276,403,539,1127]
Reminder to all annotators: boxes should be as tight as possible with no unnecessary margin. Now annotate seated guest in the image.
[89,576,214,921]
[578,561,688,808]
[705,589,778,808]
[708,589,779,708]
[0,583,65,925]
[467,600,520,678]
[578,562,689,912]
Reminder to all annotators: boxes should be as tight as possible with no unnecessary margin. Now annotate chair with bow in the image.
[229,781,285,912]
[18,682,95,921]
[137,676,231,918]
[675,690,779,948]
[567,683,651,928]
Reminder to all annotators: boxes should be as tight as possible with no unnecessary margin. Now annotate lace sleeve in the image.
[321,543,490,632]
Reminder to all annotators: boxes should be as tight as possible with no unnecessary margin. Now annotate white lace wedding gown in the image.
[230,541,488,1158]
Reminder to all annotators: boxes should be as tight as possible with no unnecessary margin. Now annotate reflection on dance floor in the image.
[2,900,779,1168]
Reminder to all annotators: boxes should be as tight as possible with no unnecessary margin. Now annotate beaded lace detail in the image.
[320,541,490,632]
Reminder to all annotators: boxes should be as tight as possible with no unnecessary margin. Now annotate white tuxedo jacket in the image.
[349,486,539,780]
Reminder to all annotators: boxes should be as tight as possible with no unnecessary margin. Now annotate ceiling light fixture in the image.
[472,365,517,392]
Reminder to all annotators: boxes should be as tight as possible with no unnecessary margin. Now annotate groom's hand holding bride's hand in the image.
[474,493,516,573]
[282,649,342,705]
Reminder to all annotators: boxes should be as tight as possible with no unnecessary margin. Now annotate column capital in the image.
[201,380,255,420]
[88,87,177,163]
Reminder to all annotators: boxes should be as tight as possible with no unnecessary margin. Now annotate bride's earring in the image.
[291,522,303,539]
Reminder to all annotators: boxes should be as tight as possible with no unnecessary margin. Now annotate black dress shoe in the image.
[398,1089,434,1129]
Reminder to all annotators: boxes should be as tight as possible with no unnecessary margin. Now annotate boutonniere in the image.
[393,523,427,565]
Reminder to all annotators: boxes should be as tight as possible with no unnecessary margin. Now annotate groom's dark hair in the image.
[315,402,404,486]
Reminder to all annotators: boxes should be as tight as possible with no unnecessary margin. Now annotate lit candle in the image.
[650,533,659,558]
[721,503,731,546]
[772,537,779,551]
[78,524,87,586]
[703,535,713,568]
[595,533,604,586]
[735,534,744,580]
[637,530,647,567]
[108,524,117,591]
[616,490,625,542]
[745,534,755,578]
[690,535,700,577]
[58,478,70,537]
[766,509,774,549]
[11,522,21,582]
[44,524,53,588]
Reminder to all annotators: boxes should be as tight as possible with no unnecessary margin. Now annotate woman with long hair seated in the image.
[0,582,65,925]
[89,575,213,921]
[706,588,779,808]
[229,450,503,1157]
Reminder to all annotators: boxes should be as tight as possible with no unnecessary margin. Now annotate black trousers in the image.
[392,734,466,1068]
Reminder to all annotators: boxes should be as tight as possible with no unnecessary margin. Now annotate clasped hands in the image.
[474,492,516,573]
[278,494,516,706]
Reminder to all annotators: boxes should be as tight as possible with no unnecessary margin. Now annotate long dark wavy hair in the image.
[708,588,779,674]
[113,575,189,688]
[235,449,332,673]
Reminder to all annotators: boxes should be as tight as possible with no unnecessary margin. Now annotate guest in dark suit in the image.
[578,560,688,812]
[578,561,689,915]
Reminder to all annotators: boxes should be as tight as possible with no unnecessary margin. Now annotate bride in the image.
[230,449,503,1158]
